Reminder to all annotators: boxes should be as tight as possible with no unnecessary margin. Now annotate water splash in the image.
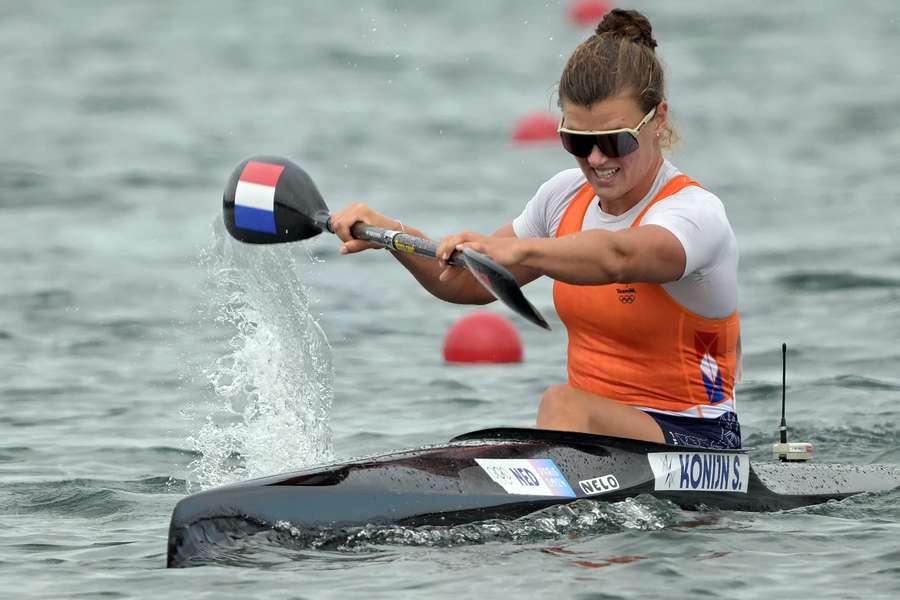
[188,221,334,491]
[270,496,679,552]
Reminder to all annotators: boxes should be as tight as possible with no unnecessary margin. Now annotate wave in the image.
[777,271,900,292]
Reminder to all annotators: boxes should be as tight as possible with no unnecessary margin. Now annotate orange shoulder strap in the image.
[556,174,702,236]
[631,174,701,227]
[556,183,596,238]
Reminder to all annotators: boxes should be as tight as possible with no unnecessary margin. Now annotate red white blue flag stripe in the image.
[234,161,285,234]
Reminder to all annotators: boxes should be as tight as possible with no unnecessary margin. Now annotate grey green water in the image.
[2,1,899,598]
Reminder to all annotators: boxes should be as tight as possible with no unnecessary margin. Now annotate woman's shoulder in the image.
[514,169,589,239]
[678,185,727,215]
[645,168,736,255]
[656,168,730,221]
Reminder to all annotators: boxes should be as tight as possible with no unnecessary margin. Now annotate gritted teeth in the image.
[594,167,619,179]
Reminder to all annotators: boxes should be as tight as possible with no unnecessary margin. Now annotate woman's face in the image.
[560,95,667,206]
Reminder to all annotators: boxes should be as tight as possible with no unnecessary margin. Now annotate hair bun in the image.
[595,8,657,50]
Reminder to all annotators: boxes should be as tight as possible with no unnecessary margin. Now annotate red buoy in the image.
[567,0,612,27]
[443,311,524,364]
[510,112,559,144]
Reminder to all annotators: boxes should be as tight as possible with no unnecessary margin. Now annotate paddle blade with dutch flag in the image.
[223,156,330,244]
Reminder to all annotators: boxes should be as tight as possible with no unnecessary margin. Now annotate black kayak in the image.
[166,427,900,567]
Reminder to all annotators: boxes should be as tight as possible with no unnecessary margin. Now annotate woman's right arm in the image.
[329,204,540,305]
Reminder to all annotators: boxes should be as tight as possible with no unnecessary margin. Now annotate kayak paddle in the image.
[222,156,551,330]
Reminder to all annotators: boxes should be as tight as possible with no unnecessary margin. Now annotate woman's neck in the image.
[600,154,665,216]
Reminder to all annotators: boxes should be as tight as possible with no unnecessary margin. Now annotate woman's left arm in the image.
[459,225,686,285]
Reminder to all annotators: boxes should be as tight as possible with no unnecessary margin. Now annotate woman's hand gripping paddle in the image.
[222,156,551,330]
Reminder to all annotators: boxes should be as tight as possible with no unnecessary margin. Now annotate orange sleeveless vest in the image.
[552,175,740,415]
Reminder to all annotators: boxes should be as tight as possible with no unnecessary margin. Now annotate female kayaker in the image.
[330,8,741,449]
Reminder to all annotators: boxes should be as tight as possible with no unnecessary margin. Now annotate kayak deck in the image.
[167,427,900,567]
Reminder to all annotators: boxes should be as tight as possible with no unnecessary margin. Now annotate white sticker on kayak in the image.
[578,474,620,496]
[475,458,576,497]
[647,452,749,493]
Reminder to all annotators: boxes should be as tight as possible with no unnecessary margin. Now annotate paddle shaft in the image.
[315,214,466,267]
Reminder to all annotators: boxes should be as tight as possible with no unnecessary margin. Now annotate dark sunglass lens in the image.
[594,134,621,158]
[560,131,640,159]
[612,132,639,157]
[559,132,594,158]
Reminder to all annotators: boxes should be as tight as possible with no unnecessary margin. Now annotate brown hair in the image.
[559,9,676,147]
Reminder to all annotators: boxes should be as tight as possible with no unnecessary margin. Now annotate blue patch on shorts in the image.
[643,411,741,450]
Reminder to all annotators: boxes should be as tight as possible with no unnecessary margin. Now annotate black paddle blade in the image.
[223,156,331,244]
[460,248,551,330]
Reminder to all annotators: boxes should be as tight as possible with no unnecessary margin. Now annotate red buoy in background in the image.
[567,0,612,27]
[443,311,524,364]
[510,111,559,144]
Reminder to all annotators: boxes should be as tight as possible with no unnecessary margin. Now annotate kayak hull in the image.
[167,427,900,567]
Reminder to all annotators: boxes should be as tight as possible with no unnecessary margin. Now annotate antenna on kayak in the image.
[772,342,813,462]
[779,342,788,444]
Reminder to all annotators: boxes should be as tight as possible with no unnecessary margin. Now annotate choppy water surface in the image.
[2,1,899,598]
